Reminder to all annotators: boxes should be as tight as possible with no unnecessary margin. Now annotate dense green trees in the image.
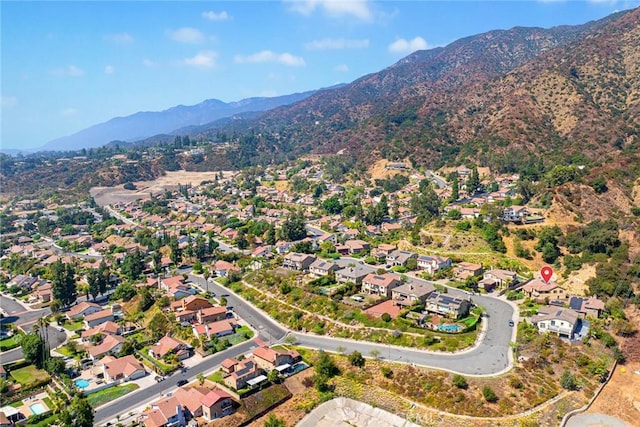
[59,396,94,427]
[50,260,77,307]
[279,211,307,241]
[87,261,109,300]
[22,333,45,368]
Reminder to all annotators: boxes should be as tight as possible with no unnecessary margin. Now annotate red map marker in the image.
[540,266,553,283]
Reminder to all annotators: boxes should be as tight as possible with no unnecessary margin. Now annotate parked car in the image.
[508,320,515,327]
[176,379,188,387]
[155,376,165,382]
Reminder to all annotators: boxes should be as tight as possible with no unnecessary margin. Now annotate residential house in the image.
[335,265,371,285]
[160,276,195,299]
[84,308,115,329]
[222,357,263,390]
[172,295,212,313]
[197,306,228,324]
[201,388,235,421]
[502,206,529,222]
[342,239,370,255]
[141,396,186,427]
[308,259,338,278]
[252,346,300,371]
[454,262,483,279]
[102,354,147,382]
[343,228,360,240]
[81,320,122,342]
[392,281,436,307]
[149,336,192,361]
[424,292,472,319]
[361,273,402,297]
[251,246,272,258]
[282,253,316,271]
[381,222,403,234]
[416,255,452,275]
[86,334,126,360]
[213,260,240,277]
[0,366,6,380]
[522,279,568,301]
[66,301,102,321]
[569,296,606,318]
[192,319,237,340]
[478,269,517,291]
[34,282,53,302]
[531,307,579,338]
[316,233,337,245]
[386,250,417,267]
[173,387,209,419]
[370,243,396,261]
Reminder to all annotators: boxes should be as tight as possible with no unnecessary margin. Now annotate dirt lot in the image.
[587,362,640,426]
[90,170,236,206]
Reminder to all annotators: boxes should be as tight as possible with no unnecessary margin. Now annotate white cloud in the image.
[183,51,217,69]
[304,38,369,50]
[334,64,349,72]
[50,65,85,77]
[61,108,78,117]
[235,50,306,66]
[202,10,230,21]
[103,32,134,44]
[288,0,373,21]
[1,96,17,107]
[104,65,115,74]
[388,36,428,54]
[166,27,205,43]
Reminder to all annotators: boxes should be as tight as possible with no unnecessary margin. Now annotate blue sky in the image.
[2,0,638,150]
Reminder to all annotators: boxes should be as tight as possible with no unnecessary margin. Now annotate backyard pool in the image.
[436,324,462,333]
[29,403,46,415]
[74,379,90,389]
[289,362,309,374]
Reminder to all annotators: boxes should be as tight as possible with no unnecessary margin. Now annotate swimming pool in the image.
[436,324,462,333]
[74,379,90,389]
[29,403,46,415]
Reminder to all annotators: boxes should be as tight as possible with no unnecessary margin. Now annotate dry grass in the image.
[90,170,236,205]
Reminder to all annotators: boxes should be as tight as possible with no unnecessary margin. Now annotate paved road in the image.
[186,272,514,375]
[0,325,68,364]
[94,340,260,425]
[427,170,448,189]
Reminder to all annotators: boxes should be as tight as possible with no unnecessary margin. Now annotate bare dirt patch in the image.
[90,170,235,206]
[587,362,640,426]
[368,159,411,181]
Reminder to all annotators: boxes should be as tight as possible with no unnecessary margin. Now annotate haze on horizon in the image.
[2,0,636,151]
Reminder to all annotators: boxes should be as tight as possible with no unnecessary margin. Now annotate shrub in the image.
[560,370,578,390]
[452,374,468,389]
[381,366,393,378]
[381,313,391,322]
[482,386,498,402]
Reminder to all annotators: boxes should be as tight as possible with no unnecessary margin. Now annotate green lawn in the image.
[87,383,139,408]
[207,370,224,384]
[10,365,50,386]
[0,334,22,351]
[63,320,85,332]
[227,325,253,345]
[10,400,23,408]
[56,345,76,357]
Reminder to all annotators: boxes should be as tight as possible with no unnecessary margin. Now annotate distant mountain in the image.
[39,89,335,152]
[192,8,637,170]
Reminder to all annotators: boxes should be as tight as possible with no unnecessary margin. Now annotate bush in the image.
[452,374,468,389]
[381,313,391,322]
[381,366,393,378]
[482,386,498,402]
[560,370,578,390]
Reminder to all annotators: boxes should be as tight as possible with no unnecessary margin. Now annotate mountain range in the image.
[36,88,336,153]
[10,7,640,179]
[182,7,638,171]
